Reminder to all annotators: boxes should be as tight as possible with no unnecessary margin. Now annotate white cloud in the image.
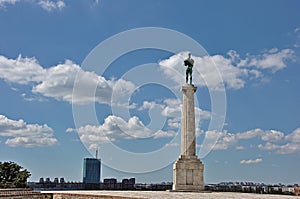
[165,142,179,147]
[294,27,300,48]
[261,130,284,142]
[32,60,116,105]
[39,0,63,10]
[158,98,210,130]
[159,49,294,90]
[0,0,66,11]
[21,92,47,102]
[201,127,300,154]
[38,0,65,11]
[257,128,300,154]
[159,52,248,90]
[139,101,160,110]
[153,130,176,139]
[258,142,279,151]
[236,128,263,140]
[240,158,262,164]
[275,143,300,154]
[137,98,210,132]
[211,54,248,89]
[1,47,294,105]
[236,145,244,150]
[167,118,180,129]
[0,115,57,147]
[0,0,18,8]
[68,115,175,149]
[204,130,237,150]
[0,55,45,84]
[258,142,300,154]
[89,0,100,8]
[161,99,181,118]
[285,128,300,142]
[0,54,136,105]
[202,128,300,154]
[244,49,295,72]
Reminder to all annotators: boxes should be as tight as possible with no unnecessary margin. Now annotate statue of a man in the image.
[184,53,194,85]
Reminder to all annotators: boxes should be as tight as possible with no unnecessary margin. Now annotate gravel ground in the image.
[42,190,300,199]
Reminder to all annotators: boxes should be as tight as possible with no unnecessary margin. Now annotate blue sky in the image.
[0,0,300,184]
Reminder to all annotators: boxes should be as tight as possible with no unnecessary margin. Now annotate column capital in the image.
[181,83,197,93]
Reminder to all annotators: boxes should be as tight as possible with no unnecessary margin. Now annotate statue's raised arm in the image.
[184,53,194,85]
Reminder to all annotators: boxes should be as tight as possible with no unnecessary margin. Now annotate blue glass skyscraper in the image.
[83,158,101,183]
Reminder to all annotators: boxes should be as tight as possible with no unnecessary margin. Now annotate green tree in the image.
[0,161,31,188]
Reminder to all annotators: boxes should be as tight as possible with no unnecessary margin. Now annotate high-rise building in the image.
[83,158,101,183]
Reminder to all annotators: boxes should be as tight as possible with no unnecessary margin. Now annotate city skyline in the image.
[0,0,299,184]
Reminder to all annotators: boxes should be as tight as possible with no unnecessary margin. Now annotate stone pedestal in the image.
[173,84,204,191]
[173,155,204,191]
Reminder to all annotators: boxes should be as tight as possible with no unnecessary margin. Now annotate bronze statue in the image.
[184,53,194,85]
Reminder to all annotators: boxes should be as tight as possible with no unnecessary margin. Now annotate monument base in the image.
[173,155,204,191]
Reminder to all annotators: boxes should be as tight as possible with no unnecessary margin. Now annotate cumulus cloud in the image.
[0,0,66,11]
[153,130,176,139]
[38,0,65,11]
[1,47,294,104]
[202,128,300,154]
[203,130,238,150]
[240,158,263,164]
[141,98,211,131]
[159,49,294,90]
[236,145,244,150]
[159,52,247,90]
[165,142,179,147]
[67,115,176,150]
[0,54,135,105]
[235,128,263,140]
[285,128,300,142]
[258,128,300,154]
[272,143,300,154]
[261,130,285,142]
[294,27,300,48]
[0,0,18,8]
[139,101,160,110]
[161,98,182,118]
[0,115,57,147]
[242,48,295,72]
[163,98,211,121]
[32,60,134,105]
[0,55,45,84]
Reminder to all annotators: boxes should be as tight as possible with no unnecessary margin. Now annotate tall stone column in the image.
[181,84,197,157]
[173,83,204,191]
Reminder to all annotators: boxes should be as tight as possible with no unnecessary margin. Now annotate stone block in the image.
[173,155,204,191]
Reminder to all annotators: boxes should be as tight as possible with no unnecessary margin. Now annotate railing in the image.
[0,188,44,197]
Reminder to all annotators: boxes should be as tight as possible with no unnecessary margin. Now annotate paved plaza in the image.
[43,191,300,199]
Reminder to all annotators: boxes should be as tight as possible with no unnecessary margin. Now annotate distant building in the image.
[294,185,300,196]
[122,178,135,185]
[103,178,118,189]
[282,186,294,194]
[60,178,65,184]
[54,178,59,184]
[102,178,135,190]
[103,178,117,184]
[82,158,101,183]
